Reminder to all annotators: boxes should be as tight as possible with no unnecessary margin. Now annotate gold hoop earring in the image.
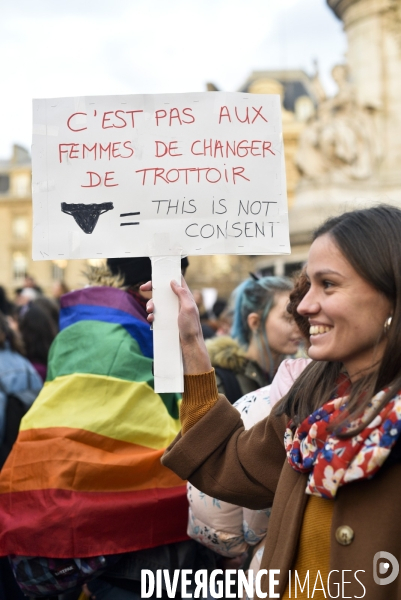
[384,316,393,334]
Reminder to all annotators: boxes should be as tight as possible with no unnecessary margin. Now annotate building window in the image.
[12,216,29,240]
[259,266,275,277]
[0,175,10,193]
[13,173,31,197]
[295,96,315,122]
[12,251,27,282]
[52,260,67,281]
[284,262,304,277]
[87,258,106,267]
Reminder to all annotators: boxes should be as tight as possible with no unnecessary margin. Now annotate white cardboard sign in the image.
[32,92,289,260]
[32,92,290,392]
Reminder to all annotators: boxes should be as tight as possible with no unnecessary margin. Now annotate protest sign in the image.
[32,92,290,391]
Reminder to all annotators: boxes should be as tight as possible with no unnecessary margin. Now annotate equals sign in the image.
[120,212,140,226]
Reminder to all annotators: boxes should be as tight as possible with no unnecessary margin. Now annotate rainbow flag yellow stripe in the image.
[20,374,181,450]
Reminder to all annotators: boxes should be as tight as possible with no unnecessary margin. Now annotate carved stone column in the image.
[328,0,401,176]
[288,0,401,248]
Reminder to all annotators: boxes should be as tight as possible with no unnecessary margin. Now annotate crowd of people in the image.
[0,261,305,600]
[0,204,400,599]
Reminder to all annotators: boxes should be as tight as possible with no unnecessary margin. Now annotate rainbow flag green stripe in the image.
[47,319,147,383]
[46,319,179,419]
[0,287,187,558]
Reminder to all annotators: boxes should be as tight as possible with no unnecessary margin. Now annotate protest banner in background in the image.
[32,92,290,391]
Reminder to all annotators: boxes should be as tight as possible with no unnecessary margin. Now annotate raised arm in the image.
[162,396,287,509]
[141,278,287,509]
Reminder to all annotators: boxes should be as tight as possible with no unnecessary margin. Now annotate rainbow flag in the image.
[0,287,188,558]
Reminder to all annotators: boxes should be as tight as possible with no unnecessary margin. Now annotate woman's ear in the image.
[247,312,261,333]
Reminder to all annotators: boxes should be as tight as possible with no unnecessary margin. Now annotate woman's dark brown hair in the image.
[19,298,59,365]
[0,312,24,354]
[275,204,401,436]
[287,267,310,343]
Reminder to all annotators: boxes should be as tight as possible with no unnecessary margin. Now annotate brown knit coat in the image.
[162,395,401,599]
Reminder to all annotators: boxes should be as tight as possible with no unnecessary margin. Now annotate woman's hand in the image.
[141,278,213,375]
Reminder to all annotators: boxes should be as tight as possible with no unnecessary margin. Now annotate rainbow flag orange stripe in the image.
[0,287,187,558]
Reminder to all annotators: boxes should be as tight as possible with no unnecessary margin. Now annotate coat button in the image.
[335,525,354,546]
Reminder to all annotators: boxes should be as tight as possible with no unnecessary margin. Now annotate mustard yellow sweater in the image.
[282,496,333,599]
[180,370,219,433]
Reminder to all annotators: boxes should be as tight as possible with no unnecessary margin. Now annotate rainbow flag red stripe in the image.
[0,287,187,558]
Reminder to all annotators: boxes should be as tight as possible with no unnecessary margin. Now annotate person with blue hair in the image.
[205,276,302,403]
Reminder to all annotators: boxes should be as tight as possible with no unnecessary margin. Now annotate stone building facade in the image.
[0,145,91,297]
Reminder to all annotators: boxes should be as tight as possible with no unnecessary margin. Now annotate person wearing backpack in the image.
[0,310,42,600]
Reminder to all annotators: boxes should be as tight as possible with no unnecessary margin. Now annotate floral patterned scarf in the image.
[284,388,401,498]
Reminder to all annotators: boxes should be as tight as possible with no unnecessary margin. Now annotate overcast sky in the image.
[1,0,347,160]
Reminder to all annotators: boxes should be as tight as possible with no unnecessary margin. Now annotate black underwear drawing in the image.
[61,202,114,234]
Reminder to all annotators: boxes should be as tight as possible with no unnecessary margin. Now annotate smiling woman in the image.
[152,204,401,599]
[279,206,399,433]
